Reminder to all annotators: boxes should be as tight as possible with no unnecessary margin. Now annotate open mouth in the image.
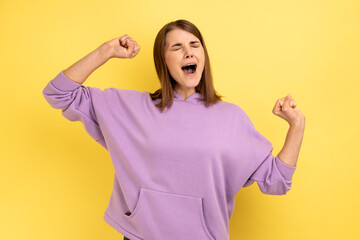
[181,64,197,74]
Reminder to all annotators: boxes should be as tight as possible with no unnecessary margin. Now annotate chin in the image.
[187,79,201,86]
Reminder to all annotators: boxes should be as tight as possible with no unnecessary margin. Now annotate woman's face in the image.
[164,28,205,94]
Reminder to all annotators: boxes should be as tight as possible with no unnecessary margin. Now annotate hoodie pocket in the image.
[124,188,215,240]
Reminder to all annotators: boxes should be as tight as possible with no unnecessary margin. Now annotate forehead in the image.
[165,28,199,45]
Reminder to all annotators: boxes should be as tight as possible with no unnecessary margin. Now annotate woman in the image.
[43,19,305,240]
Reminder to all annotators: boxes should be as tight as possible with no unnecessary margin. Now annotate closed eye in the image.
[173,46,199,51]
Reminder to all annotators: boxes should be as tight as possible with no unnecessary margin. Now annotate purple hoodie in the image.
[43,70,297,240]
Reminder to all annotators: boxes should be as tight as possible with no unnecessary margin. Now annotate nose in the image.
[185,53,193,59]
[184,47,194,59]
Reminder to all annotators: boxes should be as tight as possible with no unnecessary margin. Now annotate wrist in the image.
[290,120,305,131]
[98,43,114,61]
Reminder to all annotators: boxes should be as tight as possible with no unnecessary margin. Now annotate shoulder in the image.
[89,87,148,101]
[217,100,249,117]
[103,87,145,96]
[217,100,255,127]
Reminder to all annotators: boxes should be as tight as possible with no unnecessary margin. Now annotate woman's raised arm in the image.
[63,34,141,84]
[42,35,140,149]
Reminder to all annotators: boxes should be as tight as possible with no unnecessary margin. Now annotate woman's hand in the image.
[272,94,305,127]
[103,34,141,59]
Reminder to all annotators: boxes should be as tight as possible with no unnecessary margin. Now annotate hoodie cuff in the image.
[50,69,82,91]
[275,154,297,181]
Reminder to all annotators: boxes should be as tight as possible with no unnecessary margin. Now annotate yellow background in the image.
[1,0,359,239]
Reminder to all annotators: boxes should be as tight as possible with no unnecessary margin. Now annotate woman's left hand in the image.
[272,94,305,127]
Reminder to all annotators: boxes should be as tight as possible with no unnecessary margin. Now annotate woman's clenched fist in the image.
[104,34,141,59]
[272,93,305,128]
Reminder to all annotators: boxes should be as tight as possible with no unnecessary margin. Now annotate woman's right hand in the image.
[104,34,141,59]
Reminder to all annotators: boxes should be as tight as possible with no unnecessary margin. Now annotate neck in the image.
[174,87,196,101]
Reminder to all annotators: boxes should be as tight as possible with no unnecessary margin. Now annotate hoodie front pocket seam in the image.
[124,188,144,220]
[124,187,215,240]
[199,197,216,240]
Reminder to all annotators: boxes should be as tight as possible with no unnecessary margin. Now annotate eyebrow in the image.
[170,41,200,48]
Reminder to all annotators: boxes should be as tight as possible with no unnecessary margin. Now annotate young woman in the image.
[43,19,305,240]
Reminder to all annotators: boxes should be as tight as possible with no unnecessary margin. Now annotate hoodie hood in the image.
[173,89,205,103]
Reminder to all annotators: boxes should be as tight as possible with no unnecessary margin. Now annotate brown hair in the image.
[150,19,224,112]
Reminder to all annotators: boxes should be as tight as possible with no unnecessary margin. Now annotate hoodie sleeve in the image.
[240,109,297,195]
[42,69,107,149]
